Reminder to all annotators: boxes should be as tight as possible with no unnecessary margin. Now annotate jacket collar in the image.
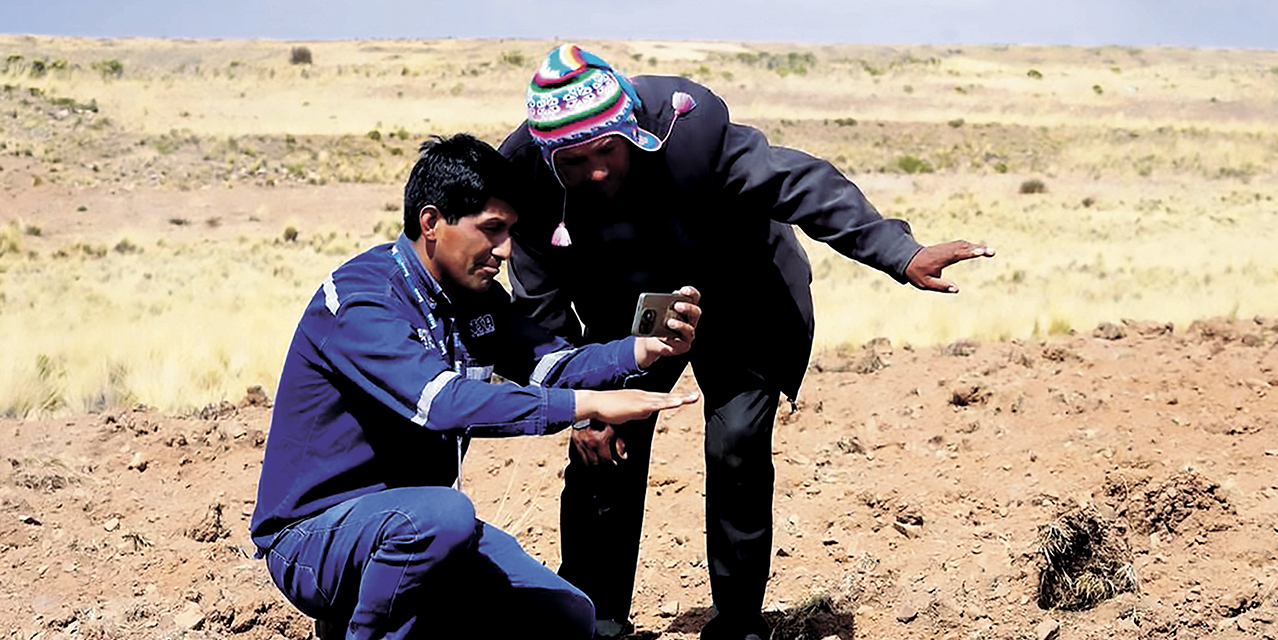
[392,233,453,313]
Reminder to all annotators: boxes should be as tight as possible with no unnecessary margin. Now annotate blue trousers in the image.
[263,486,594,639]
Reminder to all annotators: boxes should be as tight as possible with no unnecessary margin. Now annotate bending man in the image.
[500,44,994,640]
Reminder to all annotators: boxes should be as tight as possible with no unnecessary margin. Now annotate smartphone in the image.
[630,292,692,339]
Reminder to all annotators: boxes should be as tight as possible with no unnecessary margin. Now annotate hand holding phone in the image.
[630,292,693,339]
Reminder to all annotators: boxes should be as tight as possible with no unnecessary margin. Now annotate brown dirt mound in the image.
[1105,469,1235,537]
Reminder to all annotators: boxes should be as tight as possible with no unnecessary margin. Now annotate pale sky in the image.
[1,0,1275,49]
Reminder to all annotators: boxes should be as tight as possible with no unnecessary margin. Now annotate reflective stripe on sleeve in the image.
[412,370,460,426]
[322,274,340,315]
[529,349,575,386]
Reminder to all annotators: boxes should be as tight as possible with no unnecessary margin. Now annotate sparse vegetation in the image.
[2,37,1277,414]
[289,46,313,65]
[1020,178,1047,194]
[499,50,528,67]
[91,59,124,79]
[895,155,934,174]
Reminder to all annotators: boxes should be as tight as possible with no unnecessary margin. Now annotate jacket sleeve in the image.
[498,129,586,343]
[312,292,578,438]
[694,85,925,282]
[466,285,644,392]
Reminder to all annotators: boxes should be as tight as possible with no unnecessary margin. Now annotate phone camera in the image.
[639,308,656,334]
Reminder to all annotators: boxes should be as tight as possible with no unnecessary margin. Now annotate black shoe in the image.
[700,612,768,640]
[593,618,635,639]
[313,619,345,640]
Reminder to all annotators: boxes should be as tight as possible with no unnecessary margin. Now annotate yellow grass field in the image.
[1,36,1277,415]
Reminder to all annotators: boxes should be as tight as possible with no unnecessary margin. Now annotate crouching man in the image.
[250,133,701,639]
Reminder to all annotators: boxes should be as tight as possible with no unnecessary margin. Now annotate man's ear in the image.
[419,205,443,240]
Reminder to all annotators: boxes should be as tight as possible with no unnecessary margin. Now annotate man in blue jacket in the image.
[251,133,702,640]
[499,45,995,640]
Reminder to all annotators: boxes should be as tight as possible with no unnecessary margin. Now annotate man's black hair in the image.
[403,133,519,239]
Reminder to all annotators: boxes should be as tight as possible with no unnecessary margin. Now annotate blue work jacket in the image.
[251,233,641,550]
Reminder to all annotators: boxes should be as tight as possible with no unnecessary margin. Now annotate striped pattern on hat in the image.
[525,44,659,163]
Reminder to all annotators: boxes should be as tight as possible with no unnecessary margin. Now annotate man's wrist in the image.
[634,336,659,370]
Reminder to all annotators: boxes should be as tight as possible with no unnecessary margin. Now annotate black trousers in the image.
[557,356,780,625]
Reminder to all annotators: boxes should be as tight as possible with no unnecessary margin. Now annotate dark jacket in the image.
[500,75,922,399]
[251,234,641,550]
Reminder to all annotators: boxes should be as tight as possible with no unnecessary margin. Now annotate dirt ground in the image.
[3,315,1276,640]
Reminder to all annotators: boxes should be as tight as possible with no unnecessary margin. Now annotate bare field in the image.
[3,36,1277,413]
[1,35,1277,640]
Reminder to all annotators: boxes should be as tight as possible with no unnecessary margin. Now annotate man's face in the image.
[423,197,517,294]
[552,134,632,200]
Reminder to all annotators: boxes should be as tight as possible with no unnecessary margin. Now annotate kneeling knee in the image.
[382,490,478,557]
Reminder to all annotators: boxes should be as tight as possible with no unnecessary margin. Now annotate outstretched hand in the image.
[570,389,699,466]
[904,240,996,293]
[574,388,700,426]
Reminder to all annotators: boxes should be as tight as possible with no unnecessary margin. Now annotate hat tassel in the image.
[551,221,572,247]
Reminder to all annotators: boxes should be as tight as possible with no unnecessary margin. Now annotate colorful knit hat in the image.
[526,44,661,164]
[525,44,697,246]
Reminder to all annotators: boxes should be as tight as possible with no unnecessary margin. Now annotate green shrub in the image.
[290,46,313,65]
[896,155,934,174]
[1027,69,1043,79]
[499,50,528,67]
[113,238,142,254]
[91,59,124,79]
[1020,179,1047,194]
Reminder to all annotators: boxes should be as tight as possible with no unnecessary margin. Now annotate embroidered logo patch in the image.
[469,315,496,337]
[415,327,437,351]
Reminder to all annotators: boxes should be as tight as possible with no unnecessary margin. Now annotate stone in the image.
[893,521,922,538]
[173,602,204,630]
[896,604,918,623]
[1036,619,1061,640]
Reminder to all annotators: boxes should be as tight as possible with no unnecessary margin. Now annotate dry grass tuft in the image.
[767,590,855,640]
[1035,505,1139,610]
